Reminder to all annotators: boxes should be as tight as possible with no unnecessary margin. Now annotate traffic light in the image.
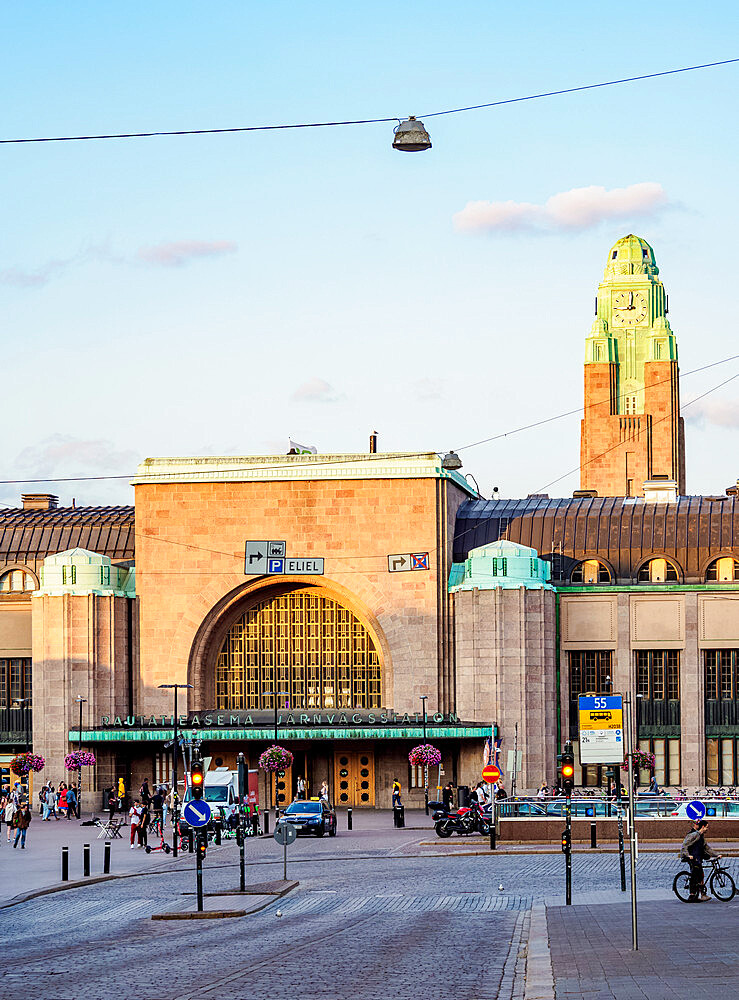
[196,832,207,860]
[561,828,571,854]
[190,760,204,800]
[560,742,575,796]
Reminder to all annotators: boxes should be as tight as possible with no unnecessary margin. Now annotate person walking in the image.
[320,780,329,803]
[442,782,454,812]
[137,800,150,848]
[536,782,548,800]
[139,779,151,807]
[151,788,164,836]
[4,796,15,842]
[392,778,402,808]
[12,801,32,849]
[296,775,306,799]
[475,781,488,807]
[681,819,718,902]
[58,784,68,818]
[107,787,118,825]
[66,785,77,820]
[129,799,142,848]
[161,784,169,827]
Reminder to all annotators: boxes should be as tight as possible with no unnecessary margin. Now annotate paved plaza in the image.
[1,814,739,999]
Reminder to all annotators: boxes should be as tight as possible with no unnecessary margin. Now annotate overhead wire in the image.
[0,58,736,145]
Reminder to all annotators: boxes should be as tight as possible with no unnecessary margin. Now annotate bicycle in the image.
[673,857,736,902]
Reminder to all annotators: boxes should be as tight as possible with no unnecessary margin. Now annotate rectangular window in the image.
[635,651,679,700]
[705,650,739,701]
[0,659,6,708]
[409,765,424,788]
[668,738,681,785]
[722,739,735,785]
[706,738,720,786]
[568,651,613,698]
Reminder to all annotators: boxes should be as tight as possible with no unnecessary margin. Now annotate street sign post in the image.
[578,695,624,765]
[387,552,430,573]
[686,800,707,821]
[274,820,297,880]
[482,764,501,783]
[183,800,212,828]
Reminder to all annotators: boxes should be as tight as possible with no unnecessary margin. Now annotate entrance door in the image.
[333,750,375,807]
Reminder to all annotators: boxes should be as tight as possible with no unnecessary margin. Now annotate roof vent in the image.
[22,493,59,510]
[573,489,598,498]
[643,479,678,503]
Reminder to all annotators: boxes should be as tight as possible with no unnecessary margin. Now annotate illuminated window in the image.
[569,651,612,697]
[0,658,32,709]
[216,591,381,711]
[0,570,35,593]
[570,560,611,584]
[637,558,679,583]
[705,557,739,582]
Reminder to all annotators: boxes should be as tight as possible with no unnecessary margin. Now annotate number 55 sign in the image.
[578,694,624,765]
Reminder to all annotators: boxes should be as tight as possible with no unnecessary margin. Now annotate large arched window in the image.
[705,557,739,582]
[215,590,382,711]
[637,558,679,583]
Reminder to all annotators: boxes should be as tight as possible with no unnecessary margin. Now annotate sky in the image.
[2,3,738,508]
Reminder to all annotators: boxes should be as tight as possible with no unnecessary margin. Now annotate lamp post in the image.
[420,695,429,815]
[159,683,193,858]
[74,696,86,818]
[262,689,289,820]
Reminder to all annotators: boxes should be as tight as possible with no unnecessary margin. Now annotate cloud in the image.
[684,398,739,430]
[290,378,345,404]
[15,435,138,479]
[453,182,669,234]
[414,378,445,401]
[137,240,237,267]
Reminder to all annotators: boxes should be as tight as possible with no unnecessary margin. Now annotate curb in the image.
[152,878,298,921]
[525,904,555,1000]
[152,910,247,920]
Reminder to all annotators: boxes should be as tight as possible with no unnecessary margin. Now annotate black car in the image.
[281,799,337,837]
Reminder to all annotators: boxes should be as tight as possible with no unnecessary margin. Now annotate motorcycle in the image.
[433,802,490,838]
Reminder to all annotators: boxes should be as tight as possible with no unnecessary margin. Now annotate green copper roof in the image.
[448,539,553,592]
[37,547,135,597]
[604,234,659,277]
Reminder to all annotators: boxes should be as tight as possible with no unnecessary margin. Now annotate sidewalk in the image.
[546,898,739,998]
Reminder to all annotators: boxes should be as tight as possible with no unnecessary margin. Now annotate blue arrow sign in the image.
[183,800,212,827]
[685,800,706,821]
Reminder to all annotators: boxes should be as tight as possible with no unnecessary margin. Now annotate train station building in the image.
[2,235,739,805]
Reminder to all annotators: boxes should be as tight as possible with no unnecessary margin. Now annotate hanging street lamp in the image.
[392,116,432,152]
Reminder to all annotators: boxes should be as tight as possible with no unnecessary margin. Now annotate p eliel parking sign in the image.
[578,694,624,765]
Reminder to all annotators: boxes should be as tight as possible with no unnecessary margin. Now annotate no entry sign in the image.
[482,764,501,783]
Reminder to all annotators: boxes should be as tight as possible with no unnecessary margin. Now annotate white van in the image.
[182,766,239,827]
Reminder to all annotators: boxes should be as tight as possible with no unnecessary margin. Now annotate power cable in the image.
[0,351,736,489]
[1,58,736,145]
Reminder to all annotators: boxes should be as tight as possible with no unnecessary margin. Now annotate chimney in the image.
[642,479,678,503]
[22,493,59,511]
[369,431,378,454]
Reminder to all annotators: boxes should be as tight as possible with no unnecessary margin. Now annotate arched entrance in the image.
[214,588,382,711]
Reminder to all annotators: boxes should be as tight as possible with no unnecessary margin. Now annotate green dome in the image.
[604,235,658,278]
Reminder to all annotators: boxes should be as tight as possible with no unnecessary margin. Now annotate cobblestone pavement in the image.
[548,898,739,999]
[0,852,698,1000]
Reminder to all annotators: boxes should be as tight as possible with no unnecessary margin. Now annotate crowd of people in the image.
[1,784,33,848]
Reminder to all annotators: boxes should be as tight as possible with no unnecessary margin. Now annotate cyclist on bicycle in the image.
[680,819,718,902]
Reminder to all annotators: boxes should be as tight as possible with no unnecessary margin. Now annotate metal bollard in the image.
[61,846,69,881]
[590,822,597,849]
[214,820,222,846]
[347,807,353,831]
[263,811,270,835]
[103,841,111,874]
[188,828,194,854]
[252,814,259,837]
[83,843,91,877]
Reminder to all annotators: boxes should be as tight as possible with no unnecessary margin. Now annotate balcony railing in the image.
[0,706,32,746]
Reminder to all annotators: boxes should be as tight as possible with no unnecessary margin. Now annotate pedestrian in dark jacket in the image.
[12,802,32,848]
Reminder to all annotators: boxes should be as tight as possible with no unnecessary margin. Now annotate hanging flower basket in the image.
[259,745,294,772]
[622,749,656,772]
[409,744,442,768]
[65,750,97,771]
[10,752,45,776]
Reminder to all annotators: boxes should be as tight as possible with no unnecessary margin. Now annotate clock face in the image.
[612,290,648,327]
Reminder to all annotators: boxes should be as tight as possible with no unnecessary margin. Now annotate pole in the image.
[103,840,111,874]
[172,686,179,858]
[283,837,287,881]
[61,846,69,881]
[77,698,84,818]
[512,723,519,798]
[490,793,496,850]
[347,807,353,831]
[196,833,204,912]
[274,694,279,826]
[237,752,246,892]
[421,695,429,815]
[616,770,626,892]
[624,693,638,950]
[565,792,572,905]
[83,843,91,877]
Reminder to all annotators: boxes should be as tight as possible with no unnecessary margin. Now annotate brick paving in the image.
[547,898,739,999]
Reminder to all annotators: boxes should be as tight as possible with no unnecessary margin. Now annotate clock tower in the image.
[580,235,685,497]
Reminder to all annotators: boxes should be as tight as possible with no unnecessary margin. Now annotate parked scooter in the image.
[432,801,490,838]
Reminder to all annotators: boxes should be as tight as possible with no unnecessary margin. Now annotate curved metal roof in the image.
[453,495,739,583]
[0,505,135,563]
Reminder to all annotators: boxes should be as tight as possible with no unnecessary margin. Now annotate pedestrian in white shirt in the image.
[129,799,143,848]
